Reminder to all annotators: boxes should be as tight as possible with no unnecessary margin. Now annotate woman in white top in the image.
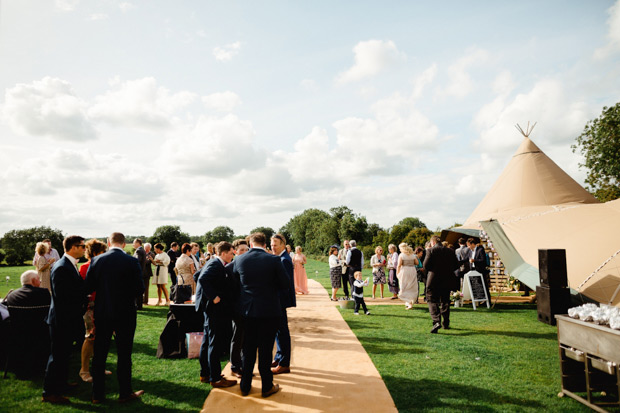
[328,246,341,301]
[397,242,420,309]
[152,243,171,306]
[387,244,399,299]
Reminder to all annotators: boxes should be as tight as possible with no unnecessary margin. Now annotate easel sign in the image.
[462,270,490,310]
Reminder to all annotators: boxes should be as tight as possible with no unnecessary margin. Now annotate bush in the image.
[5,249,22,267]
[0,248,5,264]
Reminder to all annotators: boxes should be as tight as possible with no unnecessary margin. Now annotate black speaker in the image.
[536,285,571,326]
[538,249,568,288]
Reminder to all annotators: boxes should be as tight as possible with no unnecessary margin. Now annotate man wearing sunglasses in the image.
[42,235,87,404]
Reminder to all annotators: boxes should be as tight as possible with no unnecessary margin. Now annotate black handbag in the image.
[170,273,192,304]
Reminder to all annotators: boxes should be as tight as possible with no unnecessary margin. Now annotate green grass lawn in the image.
[1,261,592,412]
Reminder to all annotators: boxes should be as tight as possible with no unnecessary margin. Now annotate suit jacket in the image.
[423,244,459,293]
[46,255,86,337]
[4,285,51,307]
[232,248,289,318]
[167,249,179,274]
[278,251,296,309]
[85,248,144,321]
[134,246,147,277]
[195,258,234,315]
[472,245,489,275]
[455,245,471,274]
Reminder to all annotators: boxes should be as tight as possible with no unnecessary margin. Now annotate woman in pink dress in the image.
[293,246,309,294]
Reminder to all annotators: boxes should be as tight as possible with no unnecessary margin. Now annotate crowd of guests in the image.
[0,231,489,405]
[1,231,312,404]
[328,236,490,332]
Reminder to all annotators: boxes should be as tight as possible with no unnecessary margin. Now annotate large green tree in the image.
[249,226,275,241]
[388,217,427,246]
[0,226,64,266]
[572,102,620,201]
[149,225,190,249]
[203,226,235,244]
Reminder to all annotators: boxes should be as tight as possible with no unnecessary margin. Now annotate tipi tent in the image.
[449,130,620,306]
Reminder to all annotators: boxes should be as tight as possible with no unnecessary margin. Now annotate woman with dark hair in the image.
[328,246,341,301]
[152,243,171,306]
[175,243,196,294]
[78,239,110,383]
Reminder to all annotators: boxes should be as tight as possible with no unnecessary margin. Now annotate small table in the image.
[556,315,620,412]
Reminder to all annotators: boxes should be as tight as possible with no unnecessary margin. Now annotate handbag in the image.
[170,273,192,304]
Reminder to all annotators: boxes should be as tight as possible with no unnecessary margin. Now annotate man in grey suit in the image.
[423,235,459,334]
[232,232,289,398]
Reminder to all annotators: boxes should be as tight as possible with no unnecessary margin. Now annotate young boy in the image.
[352,271,370,315]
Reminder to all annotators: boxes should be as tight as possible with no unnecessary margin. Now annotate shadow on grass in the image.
[137,308,170,319]
[447,328,557,340]
[384,376,543,412]
[354,335,425,355]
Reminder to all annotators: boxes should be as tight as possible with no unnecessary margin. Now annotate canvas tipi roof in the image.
[463,136,599,228]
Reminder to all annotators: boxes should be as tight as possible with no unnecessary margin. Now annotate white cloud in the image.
[202,91,241,112]
[89,13,109,21]
[119,2,136,13]
[473,78,591,154]
[89,77,196,130]
[1,77,97,141]
[55,0,80,11]
[336,40,405,84]
[163,114,264,177]
[594,0,620,59]
[412,64,437,101]
[300,79,318,92]
[437,48,490,99]
[213,41,241,62]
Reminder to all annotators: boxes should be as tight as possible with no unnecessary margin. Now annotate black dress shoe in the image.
[430,323,441,334]
[443,325,450,330]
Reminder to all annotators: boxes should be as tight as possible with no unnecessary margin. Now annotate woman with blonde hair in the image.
[370,246,386,299]
[35,242,53,292]
[293,246,309,294]
[396,242,420,309]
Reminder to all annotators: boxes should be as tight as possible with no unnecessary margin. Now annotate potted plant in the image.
[506,276,520,293]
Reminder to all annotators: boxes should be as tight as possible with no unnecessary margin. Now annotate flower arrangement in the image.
[450,290,463,301]
[506,275,520,291]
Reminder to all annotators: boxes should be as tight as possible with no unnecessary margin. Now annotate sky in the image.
[1,0,619,239]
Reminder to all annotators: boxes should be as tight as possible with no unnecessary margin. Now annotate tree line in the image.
[0,206,439,266]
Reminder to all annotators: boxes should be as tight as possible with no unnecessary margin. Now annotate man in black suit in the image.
[228,239,249,378]
[85,232,145,404]
[346,240,363,299]
[233,232,289,398]
[132,238,147,309]
[167,242,180,286]
[195,241,237,388]
[467,238,490,291]
[42,235,86,404]
[270,233,295,375]
[423,235,459,334]
[4,270,51,378]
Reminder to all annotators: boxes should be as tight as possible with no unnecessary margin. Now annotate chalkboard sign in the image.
[462,271,490,310]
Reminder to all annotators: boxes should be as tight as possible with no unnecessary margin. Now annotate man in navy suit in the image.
[85,232,145,404]
[423,236,459,334]
[195,241,237,388]
[233,232,289,398]
[42,235,87,404]
[132,239,147,309]
[270,233,295,375]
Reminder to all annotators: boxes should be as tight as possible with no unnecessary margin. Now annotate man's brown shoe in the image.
[262,384,280,398]
[271,365,290,375]
[42,395,70,404]
[118,390,144,403]
[200,376,210,383]
[270,360,278,368]
[210,378,237,388]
